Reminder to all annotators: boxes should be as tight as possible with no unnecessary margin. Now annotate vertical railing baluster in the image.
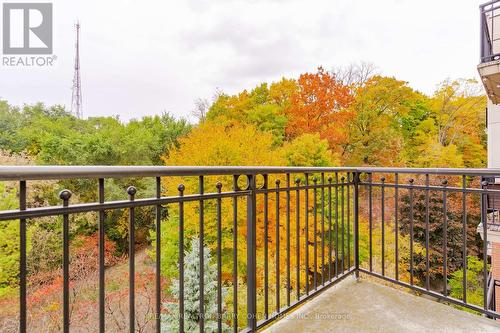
[462,175,467,304]
[369,173,373,272]
[381,177,385,276]
[394,173,399,281]
[246,174,257,331]
[60,189,72,333]
[295,178,301,300]
[328,176,333,282]
[442,179,448,296]
[263,175,269,319]
[178,184,185,333]
[313,177,318,290]
[304,173,309,294]
[321,173,325,285]
[409,179,414,286]
[286,174,291,307]
[353,172,359,279]
[19,180,27,333]
[494,185,496,225]
[232,176,238,333]
[127,186,137,333]
[482,180,489,310]
[198,176,205,333]
[425,174,430,291]
[98,179,106,333]
[335,173,339,278]
[216,182,223,333]
[275,179,280,312]
[341,176,345,274]
[155,177,161,333]
[347,173,351,270]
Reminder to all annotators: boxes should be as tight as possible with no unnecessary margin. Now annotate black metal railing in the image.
[480,0,500,62]
[1,166,500,332]
[487,269,496,311]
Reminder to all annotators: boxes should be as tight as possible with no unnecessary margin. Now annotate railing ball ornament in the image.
[127,186,137,196]
[59,189,72,201]
[327,176,333,183]
[380,177,386,182]
[178,184,185,192]
[275,179,281,186]
[409,178,414,184]
[216,182,223,190]
[482,180,489,187]
[295,178,301,185]
[442,179,448,186]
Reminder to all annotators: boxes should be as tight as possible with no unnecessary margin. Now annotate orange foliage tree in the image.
[285,67,354,156]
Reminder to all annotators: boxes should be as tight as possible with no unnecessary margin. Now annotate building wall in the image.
[488,99,500,169]
[492,242,500,310]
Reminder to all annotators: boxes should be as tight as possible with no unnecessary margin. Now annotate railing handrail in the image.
[481,0,500,10]
[1,165,500,181]
[0,166,357,180]
[480,0,500,62]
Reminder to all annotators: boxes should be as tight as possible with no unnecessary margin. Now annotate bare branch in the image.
[332,62,378,88]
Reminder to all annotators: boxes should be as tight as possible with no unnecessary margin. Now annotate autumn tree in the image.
[285,67,354,157]
[156,121,284,279]
[156,120,349,318]
[398,178,483,284]
[410,79,486,168]
[281,133,335,167]
[343,76,427,166]
[207,80,297,145]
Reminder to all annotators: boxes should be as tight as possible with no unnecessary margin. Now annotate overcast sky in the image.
[0,0,488,121]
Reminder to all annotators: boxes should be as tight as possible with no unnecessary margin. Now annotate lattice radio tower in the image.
[71,22,83,119]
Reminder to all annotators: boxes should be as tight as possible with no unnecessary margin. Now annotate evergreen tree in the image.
[162,237,230,332]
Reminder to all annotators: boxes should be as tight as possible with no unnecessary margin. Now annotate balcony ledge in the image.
[478,60,500,104]
[262,276,500,333]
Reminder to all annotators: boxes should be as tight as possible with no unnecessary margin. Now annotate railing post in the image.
[246,174,257,331]
[481,4,485,62]
[353,171,360,279]
[482,179,489,311]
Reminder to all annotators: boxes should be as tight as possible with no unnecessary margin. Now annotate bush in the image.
[449,256,487,309]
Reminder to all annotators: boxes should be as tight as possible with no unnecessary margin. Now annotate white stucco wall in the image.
[488,98,500,169]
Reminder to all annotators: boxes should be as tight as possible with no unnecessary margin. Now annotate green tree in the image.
[0,183,20,296]
[206,81,294,146]
[449,256,487,308]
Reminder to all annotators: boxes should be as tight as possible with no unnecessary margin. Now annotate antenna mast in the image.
[71,22,82,118]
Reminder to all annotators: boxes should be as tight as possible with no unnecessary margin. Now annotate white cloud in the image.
[0,0,486,121]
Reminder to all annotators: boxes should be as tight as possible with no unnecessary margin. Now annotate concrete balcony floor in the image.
[262,276,500,333]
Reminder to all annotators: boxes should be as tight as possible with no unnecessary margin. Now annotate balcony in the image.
[1,166,500,332]
[479,0,500,103]
[262,277,500,333]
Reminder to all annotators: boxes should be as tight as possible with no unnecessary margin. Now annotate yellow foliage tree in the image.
[157,121,349,319]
